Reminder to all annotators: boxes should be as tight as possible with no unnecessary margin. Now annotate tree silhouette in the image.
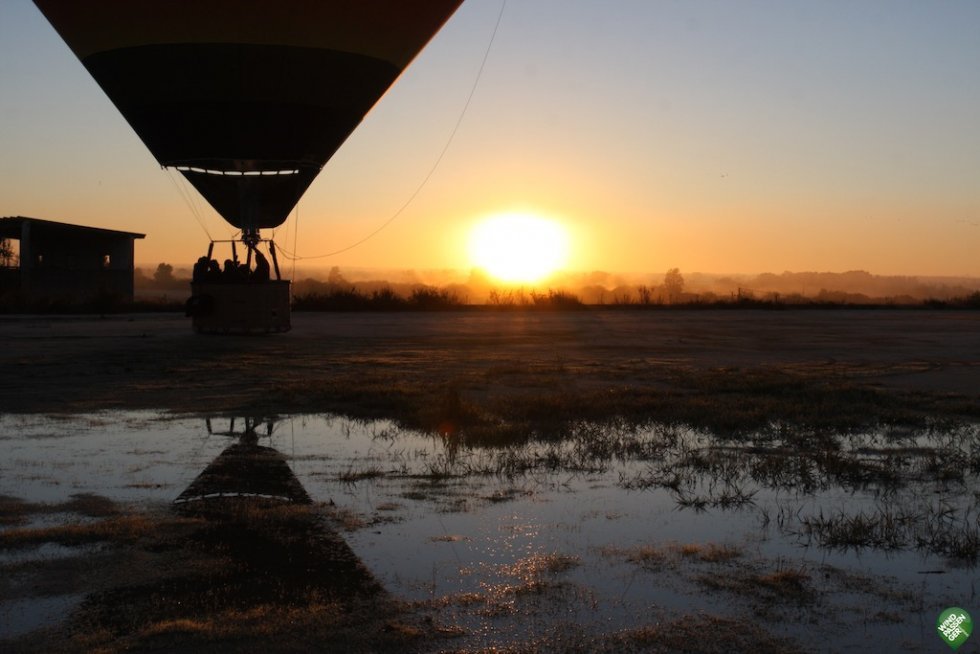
[0,239,13,267]
[664,268,684,303]
[153,263,176,287]
[327,266,349,287]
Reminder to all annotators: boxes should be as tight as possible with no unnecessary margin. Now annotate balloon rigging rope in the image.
[291,204,299,280]
[165,167,214,241]
[278,0,507,262]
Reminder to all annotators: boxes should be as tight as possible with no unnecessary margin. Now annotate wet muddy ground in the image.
[1,311,978,651]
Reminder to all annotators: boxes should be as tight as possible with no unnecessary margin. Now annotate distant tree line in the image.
[134,263,186,290]
[293,286,463,311]
[124,263,980,312]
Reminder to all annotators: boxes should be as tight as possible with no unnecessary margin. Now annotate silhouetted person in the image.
[207,259,222,281]
[252,251,270,282]
[193,256,209,282]
[223,259,240,281]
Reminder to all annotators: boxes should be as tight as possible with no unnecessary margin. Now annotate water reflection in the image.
[169,414,377,593]
[174,415,310,506]
[610,425,980,561]
[47,415,389,651]
[1,412,978,651]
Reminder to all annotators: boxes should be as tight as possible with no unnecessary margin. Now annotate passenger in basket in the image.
[222,259,240,281]
[253,251,270,282]
[192,256,209,282]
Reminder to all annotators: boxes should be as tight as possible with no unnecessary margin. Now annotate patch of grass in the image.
[325,505,368,531]
[818,565,918,605]
[696,563,813,605]
[794,503,980,562]
[458,552,586,615]
[674,542,743,562]
[0,492,120,527]
[598,541,743,570]
[757,568,810,594]
[483,487,532,503]
[0,514,156,548]
[337,464,387,483]
[608,544,669,569]
[614,614,803,654]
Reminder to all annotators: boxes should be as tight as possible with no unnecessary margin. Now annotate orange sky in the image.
[2,0,979,277]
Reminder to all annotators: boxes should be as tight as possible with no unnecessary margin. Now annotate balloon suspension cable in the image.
[278,0,507,263]
[269,241,282,280]
[165,167,214,241]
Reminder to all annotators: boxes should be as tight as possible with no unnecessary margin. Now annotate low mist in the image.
[136,263,980,307]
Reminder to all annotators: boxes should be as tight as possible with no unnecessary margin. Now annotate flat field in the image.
[1,309,977,422]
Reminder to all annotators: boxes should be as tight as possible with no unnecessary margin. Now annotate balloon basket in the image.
[187,280,291,334]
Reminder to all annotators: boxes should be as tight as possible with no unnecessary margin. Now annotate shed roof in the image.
[0,216,145,240]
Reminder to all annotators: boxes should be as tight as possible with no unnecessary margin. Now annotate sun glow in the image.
[468,213,570,283]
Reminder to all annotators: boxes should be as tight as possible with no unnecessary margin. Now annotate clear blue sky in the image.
[2,0,979,276]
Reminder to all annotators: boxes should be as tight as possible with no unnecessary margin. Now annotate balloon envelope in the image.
[34,0,464,231]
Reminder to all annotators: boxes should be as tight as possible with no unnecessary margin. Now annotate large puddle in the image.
[1,412,978,650]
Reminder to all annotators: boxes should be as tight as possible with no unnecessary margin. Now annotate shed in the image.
[0,216,145,304]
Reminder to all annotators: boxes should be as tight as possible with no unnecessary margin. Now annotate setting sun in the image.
[468,213,570,283]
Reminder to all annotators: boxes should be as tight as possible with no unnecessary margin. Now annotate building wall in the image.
[5,220,139,303]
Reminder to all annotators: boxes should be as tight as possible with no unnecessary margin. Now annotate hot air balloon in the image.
[34,0,463,332]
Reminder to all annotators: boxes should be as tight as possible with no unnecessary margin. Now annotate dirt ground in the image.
[1,309,977,418]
